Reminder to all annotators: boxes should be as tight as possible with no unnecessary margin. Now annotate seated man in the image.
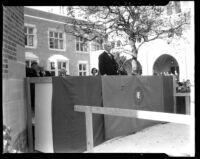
[98,42,119,75]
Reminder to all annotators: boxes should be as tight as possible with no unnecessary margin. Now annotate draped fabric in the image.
[51,76,105,152]
[102,76,174,140]
[50,76,173,152]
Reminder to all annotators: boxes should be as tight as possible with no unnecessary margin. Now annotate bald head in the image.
[103,42,113,53]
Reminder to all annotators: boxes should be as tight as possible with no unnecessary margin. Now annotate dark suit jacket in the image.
[26,67,38,77]
[45,71,52,76]
[98,51,119,75]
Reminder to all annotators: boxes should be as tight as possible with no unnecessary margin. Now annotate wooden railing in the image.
[74,105,193,152]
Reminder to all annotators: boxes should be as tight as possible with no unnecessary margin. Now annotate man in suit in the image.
[98,42,119,75]
[26,62,40,77]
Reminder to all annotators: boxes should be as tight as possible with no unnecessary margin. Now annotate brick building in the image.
[24,7,102,76]
[3,6,28,152]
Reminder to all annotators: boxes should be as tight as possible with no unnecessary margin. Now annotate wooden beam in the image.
[75,105,192,125]
[174,93,190,97]
[25,78,34,152]
[85,107,94,151]
[75,105,193,152]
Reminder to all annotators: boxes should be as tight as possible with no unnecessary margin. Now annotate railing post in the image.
[85,106,94,152]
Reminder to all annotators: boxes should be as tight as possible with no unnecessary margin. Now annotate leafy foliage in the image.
[66,5,189,56]
[3,125,22,153]
[65,4,189,75]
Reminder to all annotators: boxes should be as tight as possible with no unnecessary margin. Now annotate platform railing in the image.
[74,105,193,152]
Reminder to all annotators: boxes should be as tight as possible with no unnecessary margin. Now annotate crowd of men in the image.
[26,62,52,77]
[26,62,69,77]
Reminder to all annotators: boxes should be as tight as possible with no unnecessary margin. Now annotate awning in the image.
[25,52,39,60]
[48,54,69,62]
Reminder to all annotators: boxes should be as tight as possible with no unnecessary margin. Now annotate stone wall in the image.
[3,6,28,152]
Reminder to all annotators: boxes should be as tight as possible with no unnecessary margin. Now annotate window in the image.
[26,59,38,68]
[49,31,64,50]
[49,60,69,76]
[167,2,173,15]
[76,37,88,52]
[91,43,102,51]
[57,61,67,76]
[50,62,56,76]
[78,63,88,76]
[24,25,36,47]
[174,1,181,13]
[25,52,39,67]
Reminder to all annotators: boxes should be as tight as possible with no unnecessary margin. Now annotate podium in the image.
[25,76,175,153]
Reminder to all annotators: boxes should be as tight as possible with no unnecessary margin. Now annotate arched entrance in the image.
[153,54,179,79]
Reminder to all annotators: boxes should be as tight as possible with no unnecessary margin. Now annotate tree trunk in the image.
[130,40,139,75]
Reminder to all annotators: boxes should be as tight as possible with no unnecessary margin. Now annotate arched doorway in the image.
[153,54,179,79]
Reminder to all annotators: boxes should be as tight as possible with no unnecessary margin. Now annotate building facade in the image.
[24,7,102,76]
[109,2,194,84]
[137,1,194,84]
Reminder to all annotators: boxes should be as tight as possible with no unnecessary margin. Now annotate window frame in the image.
[48,28,66,51]
[24,23,37,49]
[77,61,89,76]
[57,60,69,76]
[91,42,102,51]
[25,52,39,67]
[49,61,56,76]
[75,36,89,53]
[48,59,69,76]
[25,59,39,68]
